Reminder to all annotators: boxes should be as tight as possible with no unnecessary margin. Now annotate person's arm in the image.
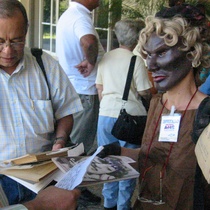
[97,143,140,170]
[52,115,73,150]
[96,84,103,101]
[75,34,98,77]
[24,186,80,210]
[97,143,140,165]
[121,147,140,163]
[81,34,98,65]
[1,186,80,210]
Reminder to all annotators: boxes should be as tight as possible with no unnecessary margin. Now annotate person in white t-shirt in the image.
[56,0,105,155]
[56,0,105,204]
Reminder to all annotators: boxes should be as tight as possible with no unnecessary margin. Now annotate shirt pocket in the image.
[32,100,54,134]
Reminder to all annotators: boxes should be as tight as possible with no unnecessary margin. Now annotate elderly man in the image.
[0,0,83,205]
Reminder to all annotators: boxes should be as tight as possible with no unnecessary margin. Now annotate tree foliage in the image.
[101,0,210,20]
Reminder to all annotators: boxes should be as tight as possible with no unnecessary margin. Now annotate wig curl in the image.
[139,15,210,70]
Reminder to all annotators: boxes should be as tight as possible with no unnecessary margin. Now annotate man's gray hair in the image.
[0,0,28,34]
[114,19,145,48]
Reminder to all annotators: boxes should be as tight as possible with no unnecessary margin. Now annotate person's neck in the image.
[74,0,95,11]
[162,75,198,111]
[119,45,134,52]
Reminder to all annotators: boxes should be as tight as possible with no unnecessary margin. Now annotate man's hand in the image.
[52,139,65,151]
[75,60,95,77]
[192,97,210,143]
[97,142,121,158]
[24,186,81,210]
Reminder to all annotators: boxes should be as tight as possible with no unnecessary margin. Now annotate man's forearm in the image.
[80,34,98,65]
[53,115,73,149]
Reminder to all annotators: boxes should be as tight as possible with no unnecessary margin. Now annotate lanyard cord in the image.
[143,99,167,176]
[142,89,198,179]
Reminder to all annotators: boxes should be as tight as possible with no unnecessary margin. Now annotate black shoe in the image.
[79,189,101,204]
[104,206,117,210]
[104,206,132,210]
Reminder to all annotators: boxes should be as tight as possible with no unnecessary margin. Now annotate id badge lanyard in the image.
[159,105,181,143]
[138,89,198,205]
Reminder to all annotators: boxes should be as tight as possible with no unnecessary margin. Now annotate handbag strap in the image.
[122,55,137,101]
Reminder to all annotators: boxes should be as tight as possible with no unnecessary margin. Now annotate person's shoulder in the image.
[135,54,145,62]
[98,49,120,64]
[33,49,61,71]
[151,93,163,103]
[105,48,119,56]
[41,50,57,61]
[24,47,34,57]
[194,91,209,109]
[24,47,56,61]
[68,2,90,18]
[100,49,117,59]
[199,95,210,107]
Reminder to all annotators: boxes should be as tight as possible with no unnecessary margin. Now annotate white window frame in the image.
[37,0,60,56]
[24,0,113,55]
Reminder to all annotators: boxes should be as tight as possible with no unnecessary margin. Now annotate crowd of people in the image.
[0,0,210,210]
[98,3,210,210]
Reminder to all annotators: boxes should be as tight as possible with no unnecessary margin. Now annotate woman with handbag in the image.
[97,4,210,210]
[95,19,152,210]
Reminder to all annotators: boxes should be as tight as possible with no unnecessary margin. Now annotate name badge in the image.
[158,114,181,142]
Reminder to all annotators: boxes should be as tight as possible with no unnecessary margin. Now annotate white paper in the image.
[55,146,103,190]
[159,115,181,142]
[54,154,139,189]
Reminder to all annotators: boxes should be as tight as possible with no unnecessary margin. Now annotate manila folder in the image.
[195,123,210,183]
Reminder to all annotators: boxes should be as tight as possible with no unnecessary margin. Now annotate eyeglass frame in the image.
[0,39,25,51]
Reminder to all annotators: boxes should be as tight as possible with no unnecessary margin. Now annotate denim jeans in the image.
[97,116,140,210]
[0,175,36,205]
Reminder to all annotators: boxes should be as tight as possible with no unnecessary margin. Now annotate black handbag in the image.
[111,56,147,145]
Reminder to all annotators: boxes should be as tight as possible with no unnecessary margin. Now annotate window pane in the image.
[43,0,51,23]
[53,0,56,24]
[52,26,56,52]
[42,25,50,51]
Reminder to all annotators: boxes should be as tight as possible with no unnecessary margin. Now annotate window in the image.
[37,0,115,54]
[39,0,68,54]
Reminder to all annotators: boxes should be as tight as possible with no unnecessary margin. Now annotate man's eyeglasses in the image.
[0,41,25,51]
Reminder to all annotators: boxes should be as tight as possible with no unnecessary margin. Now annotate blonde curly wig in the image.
[138,15,210,70]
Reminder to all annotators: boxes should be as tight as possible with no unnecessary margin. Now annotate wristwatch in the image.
[53,137,67,144]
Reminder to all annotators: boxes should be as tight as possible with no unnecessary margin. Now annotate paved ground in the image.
[77,184,104,210]
[77,182,139,210]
